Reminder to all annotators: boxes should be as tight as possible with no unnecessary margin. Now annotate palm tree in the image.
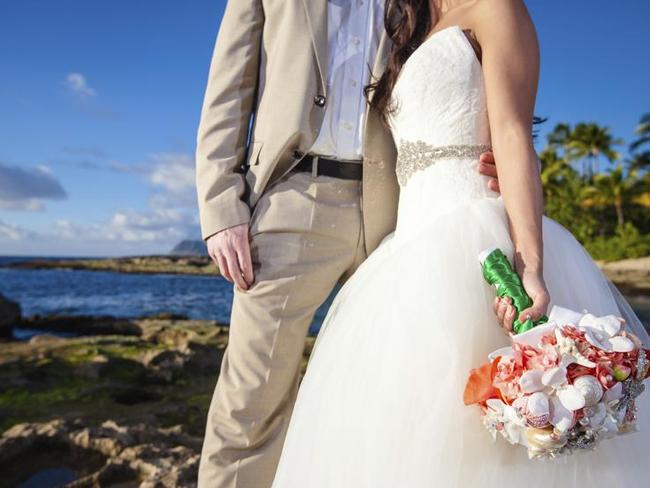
[545,123,621,178]
[547,123,571,149]
[630,113,650,152]
[539,148,575,192]
[539,147,599,242]
[586,165,646,227]
[565,123,622,177]
[628,151,650,171]
[629,113,650,170]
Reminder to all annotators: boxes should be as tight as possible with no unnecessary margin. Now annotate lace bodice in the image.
[388,25,490,150]
[386,25,498,240]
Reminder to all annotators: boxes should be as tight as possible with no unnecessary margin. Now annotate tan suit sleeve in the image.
[195,0,264,242]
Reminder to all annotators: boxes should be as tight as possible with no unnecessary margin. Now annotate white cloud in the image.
[64,72,96,98]
[50,213,188,243]
[148,153,195,194]
[0,199,44,211]
[0,219,32,241]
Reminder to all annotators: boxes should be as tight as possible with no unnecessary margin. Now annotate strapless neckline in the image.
[402,25,481,74]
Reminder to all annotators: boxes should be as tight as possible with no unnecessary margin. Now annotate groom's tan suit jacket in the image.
[195,0,399,255]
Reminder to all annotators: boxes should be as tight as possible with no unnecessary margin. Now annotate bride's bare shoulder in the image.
[467,0,538,49]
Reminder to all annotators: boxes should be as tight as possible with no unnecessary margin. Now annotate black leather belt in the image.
[292,154,363,181]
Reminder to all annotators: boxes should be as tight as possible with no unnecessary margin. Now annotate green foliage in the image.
[541,114,649,261]
[630,113,650,152]
[584,223,650,261]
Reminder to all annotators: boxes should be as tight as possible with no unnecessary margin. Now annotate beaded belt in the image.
[395,140,492,186]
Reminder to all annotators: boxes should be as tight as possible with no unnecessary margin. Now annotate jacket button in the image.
[293,150,304,159]
[313,95,326,107]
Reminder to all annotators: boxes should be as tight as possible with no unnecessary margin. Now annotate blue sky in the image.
[0,1,648,257]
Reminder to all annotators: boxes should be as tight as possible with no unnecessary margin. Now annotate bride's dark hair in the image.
[365,0,438,124]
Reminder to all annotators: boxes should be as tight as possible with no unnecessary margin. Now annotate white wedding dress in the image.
[272,26,650,487]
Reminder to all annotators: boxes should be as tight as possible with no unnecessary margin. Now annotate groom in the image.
[195,1,500,487]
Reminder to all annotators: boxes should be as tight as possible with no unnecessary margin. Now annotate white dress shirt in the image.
[308,0,385,161]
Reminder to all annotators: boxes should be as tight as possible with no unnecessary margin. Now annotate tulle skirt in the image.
[271,196,650,488]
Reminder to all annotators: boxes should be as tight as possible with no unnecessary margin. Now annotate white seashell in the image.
[575,355,597,368]
[519,370,544,393]
[525,427,568,452]
[608,336,635,353]
[503,404,523,423]
[558,385,586,411]
[603,382,624,402]
[512,396,528,412]
[549,396,576,432]
[578,313,598,327]
[548,306,584,327]
[583,328,613,351]
[525,392,551,428]
[542,366,567,387]
[512,323,557,347]
[573,375,604,407]
[600,315,623,336]
[488,346,514,361]
[486,398,506,414]
[555,331,597,368]
[579,314,622,337]
[527,393,549,414]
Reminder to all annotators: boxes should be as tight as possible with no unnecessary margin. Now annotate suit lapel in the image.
[301,0,328,91]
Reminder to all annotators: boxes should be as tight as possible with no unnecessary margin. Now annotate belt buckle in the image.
[311,156,319,178]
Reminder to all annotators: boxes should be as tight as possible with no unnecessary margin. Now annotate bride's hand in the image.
[517,269,550,324]
[493,268,550,333]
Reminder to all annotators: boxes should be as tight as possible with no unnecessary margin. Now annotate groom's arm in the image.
[195,0,264,242]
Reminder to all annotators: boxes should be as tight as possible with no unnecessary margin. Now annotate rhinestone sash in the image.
[396,140,492,186]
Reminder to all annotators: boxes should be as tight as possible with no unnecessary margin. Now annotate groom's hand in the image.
[478,150,500,193]
[206,223,254,290]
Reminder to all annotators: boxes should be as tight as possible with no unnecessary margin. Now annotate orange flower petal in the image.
[464,362,500,405]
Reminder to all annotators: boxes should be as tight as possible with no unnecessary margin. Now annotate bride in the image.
[271,0,650,486]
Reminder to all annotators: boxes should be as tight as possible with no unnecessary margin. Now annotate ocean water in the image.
[0,256,648,337]
[0,256,336,336]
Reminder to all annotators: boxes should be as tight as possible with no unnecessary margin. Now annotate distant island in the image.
[4,239,215,276]
[170,239,209,257]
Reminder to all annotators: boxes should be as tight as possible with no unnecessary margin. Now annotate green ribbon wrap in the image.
[480,247,548,334]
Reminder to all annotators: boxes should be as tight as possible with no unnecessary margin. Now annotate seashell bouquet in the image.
[464,248,650,459]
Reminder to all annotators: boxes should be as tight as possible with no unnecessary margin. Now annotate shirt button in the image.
[352,37,361,46]
[350,79,358,87]
[343,121,353,131]
[313,95,326,107]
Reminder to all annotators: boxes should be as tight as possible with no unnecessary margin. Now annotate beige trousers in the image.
[197,170,367,488]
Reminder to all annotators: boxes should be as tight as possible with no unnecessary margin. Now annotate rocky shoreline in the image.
[597,256,650,295]
[5,255,216,277]
[0,298,315,487]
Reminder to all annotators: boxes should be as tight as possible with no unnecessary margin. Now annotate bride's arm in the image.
[474,0,550,327]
